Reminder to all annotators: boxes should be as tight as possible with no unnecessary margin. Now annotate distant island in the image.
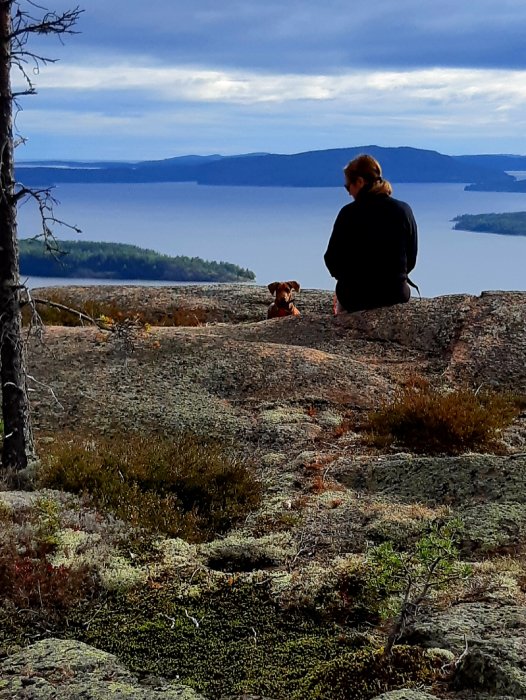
[16,145,522,189]
[452,212,526,236]
[464,180,526,193]
[19,239,256,282]
[458,154,526,192]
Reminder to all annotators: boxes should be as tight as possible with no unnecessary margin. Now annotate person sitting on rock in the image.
[324,154,418,315]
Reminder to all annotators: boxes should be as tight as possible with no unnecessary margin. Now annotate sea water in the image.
[17,181,526,298]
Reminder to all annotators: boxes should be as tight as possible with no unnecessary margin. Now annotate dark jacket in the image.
[324,190,418,313]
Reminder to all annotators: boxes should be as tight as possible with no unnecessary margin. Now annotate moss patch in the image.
[60,581,365,699]
[1,577,439,700]
[292,645,443,700]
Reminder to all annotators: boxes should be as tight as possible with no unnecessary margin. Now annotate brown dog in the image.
[267,281,301,319]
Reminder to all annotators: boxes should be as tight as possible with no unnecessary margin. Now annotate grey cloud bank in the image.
[53,0,526,71]
[17,0,526,159]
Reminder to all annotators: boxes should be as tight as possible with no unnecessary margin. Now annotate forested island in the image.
[19,239,256,282]
[452,212,526,236]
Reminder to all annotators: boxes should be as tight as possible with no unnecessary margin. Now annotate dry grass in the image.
[367,377,520,454]
[24,289,209,327]
[358,499,449,523]
[310,474,345,494]
[38,430,262,542]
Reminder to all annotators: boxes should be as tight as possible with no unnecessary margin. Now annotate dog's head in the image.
[268,281,300,307]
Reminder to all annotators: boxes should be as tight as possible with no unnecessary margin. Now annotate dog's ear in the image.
[288,281,300,292]
[268,282,279,295]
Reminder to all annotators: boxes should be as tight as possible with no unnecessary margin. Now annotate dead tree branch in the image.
[16,186,81,255]
[21,295,114,330]
[10,4,83,95]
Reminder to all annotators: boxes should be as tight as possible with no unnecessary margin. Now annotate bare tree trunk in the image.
[0,1,34,478]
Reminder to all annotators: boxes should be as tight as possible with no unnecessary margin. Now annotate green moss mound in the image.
[62,582,362,699]
[35,581,439,700]
[293,645,442,700]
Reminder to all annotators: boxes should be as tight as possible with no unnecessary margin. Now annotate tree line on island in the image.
[19,239,256,282]
[452,211,526,236]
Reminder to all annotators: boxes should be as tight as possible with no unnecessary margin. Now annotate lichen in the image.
[260,451,287,467]
[259,406,310,425]
[51,528,98,564]
[98,554,148,591]
[200,532,296,572]
[317,409,344,427]
[155,537,199,569]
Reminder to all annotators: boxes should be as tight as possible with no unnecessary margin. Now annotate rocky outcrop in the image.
[334,454,526,556]
[26,287,526,443]
[406,603,526,698]
[3,285,525,700]
[0,638,206,699]
[335,454,526,506]
[32,285,526,393]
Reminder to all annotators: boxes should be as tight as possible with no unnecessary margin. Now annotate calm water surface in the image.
[18,182,526,298]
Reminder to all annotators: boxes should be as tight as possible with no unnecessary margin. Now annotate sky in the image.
[13,0,526,161]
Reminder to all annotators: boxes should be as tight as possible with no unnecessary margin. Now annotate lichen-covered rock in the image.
[335,454,526,506]
[27,324,390,441]
[459,502,526,555]
[325,290,526,390]
[0,638,207,699]
[406,603,526,697]
[333,453,526,560]
[26,287,526,451]
[371,691,440,700]
[454,645,526,696]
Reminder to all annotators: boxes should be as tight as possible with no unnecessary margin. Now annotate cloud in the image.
[23,61,526,108]
[15,60,526,160]
[29,0,526,72]
[15,0,526,158]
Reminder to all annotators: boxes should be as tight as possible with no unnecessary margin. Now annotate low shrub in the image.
[0,541,96,612]
[367,378,519,454]
[366,519,471,652]
[295,521,469,634]
[38,431,262,542]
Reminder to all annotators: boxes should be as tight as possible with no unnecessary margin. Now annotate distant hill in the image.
[454,154,526,170]
[16,145,516,189]
[192,146,514,187]
[454,154,526,191]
